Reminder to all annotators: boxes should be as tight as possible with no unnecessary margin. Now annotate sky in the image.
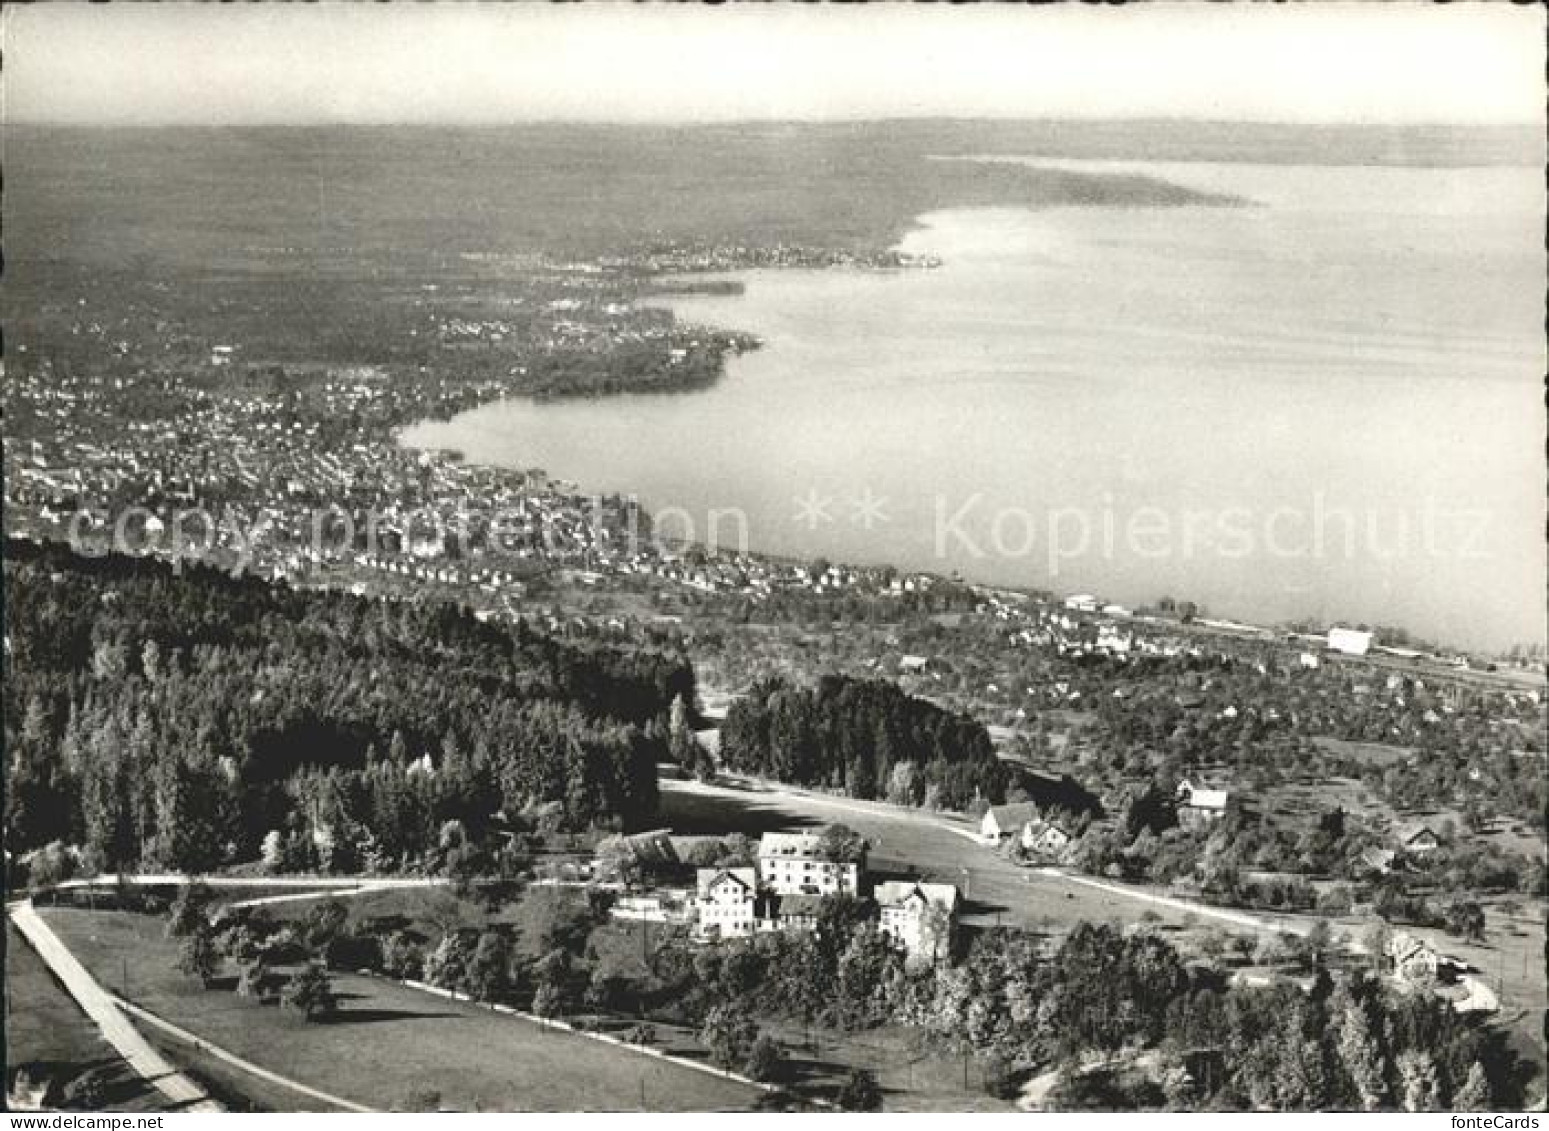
[3,3,1543,127]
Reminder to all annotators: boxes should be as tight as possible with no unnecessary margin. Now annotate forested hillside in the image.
[720,675,1007,810]
[3,539,690,874]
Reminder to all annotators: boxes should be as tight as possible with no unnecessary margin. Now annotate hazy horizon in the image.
[4,4,1542,128]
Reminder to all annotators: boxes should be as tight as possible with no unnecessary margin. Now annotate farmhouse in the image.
[981,802,1041,843]
[1020,816,1075,858]
[875,880,959,965]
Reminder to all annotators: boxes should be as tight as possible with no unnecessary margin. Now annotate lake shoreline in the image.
[402,161,1544,657]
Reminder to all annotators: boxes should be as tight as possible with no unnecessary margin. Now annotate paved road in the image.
[55,874,447,892]
[7,900,223,1112]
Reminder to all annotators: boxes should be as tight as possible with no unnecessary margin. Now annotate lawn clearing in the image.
[4,921,162,1111]
[41,908,761,1112]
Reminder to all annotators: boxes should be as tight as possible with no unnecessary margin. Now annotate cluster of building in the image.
[588,241,942,275]
[3,354,952,629]
[608,829,959,966]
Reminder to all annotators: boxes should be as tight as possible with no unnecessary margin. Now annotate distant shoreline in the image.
[400,239,1544,665]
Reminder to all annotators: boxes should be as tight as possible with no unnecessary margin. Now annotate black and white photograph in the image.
[1,2,1544,1117]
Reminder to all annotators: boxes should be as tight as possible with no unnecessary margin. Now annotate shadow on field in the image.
[658,789,821,837]
[318,1007,459,1025]
[323,990,458,1025]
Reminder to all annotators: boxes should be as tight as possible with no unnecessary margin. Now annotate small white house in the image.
[1176,780,1229,826]
[1327,627,1375,656]
[1395,821,1441,857]
[1020,817,1074,858]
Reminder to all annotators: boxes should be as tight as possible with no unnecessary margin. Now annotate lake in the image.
[403,159,1546,652]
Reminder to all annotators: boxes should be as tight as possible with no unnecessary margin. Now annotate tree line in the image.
[718,675,1008,810]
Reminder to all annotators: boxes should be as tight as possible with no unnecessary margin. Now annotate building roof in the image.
[1177,781,1230,810]
[1025,816,1073,840]
[984,802,1040,833]
[767,892,826,920]
[758,831,824,859]
[874,880,959,912]
[617,828,680,864]
[1387,931,1436,961]
[1361,847,1398,872]
[696,867,757,898]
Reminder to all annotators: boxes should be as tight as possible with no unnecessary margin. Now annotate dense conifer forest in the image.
[3,539,689,873]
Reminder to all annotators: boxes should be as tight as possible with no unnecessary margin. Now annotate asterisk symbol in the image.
[847,486,891,529]
[792,488,834,530]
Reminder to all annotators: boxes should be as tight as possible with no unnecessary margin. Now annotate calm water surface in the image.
[404,161,1546,651]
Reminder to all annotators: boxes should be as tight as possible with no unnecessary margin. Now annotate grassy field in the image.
[40,908,761,1112]
[1311,736,1415,767]
[1419,896,1547,1078]
[4,922,162,1111]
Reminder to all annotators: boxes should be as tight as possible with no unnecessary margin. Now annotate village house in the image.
[759,892,825,935]
[1020,816,1075,859]
[611,889,694,925]
[1394,821,1441,857]
[981,801,1041,844]
[758,831,864,897]
[695,867,759,939]
[1386,931,1441,987]
[1360,846,1398,876]
[1176,780,1230,828]
[875,880,959,965]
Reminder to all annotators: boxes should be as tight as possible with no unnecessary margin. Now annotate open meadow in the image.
[39,908,762,1112]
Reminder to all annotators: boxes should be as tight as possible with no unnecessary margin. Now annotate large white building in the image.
[875,880,959,964]
[695,867,759,939]
[757,831,864,897]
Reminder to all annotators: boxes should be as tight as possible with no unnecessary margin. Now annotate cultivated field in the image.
[40,909,762,1112]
